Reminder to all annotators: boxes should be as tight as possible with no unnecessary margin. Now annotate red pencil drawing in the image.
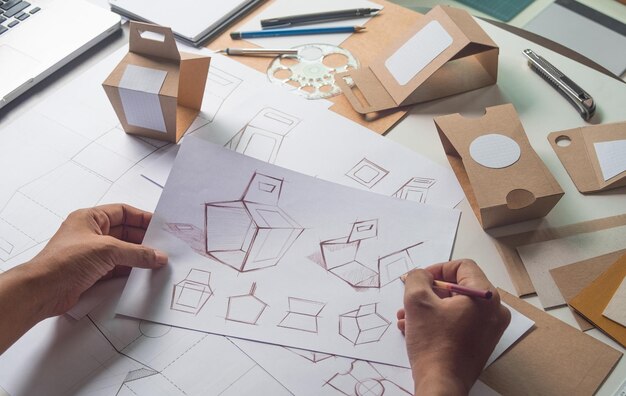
[325,360,411,395]
[346,158,389,189]
[392,177,437,204]
[339,303,391,346]
[226,282,268,325]
[225,108,300,164]
[278,297,326,333]
[170,269,213,315]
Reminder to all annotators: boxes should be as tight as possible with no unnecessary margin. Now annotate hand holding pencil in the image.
[398,259,510,395]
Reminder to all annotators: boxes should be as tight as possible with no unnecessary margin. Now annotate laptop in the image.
[109,0,262,47]
[0,0,121,110]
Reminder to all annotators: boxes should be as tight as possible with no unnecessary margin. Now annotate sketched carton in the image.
[170,269,213,315]
[335,6,498,114]
[103,21,210,142]
[339,303,391,345]
[205,173,304,272]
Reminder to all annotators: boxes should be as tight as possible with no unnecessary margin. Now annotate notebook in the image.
[0,0,120,110]
[109,0,263,47]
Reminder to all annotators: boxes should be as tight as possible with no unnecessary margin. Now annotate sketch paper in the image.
[117,137,461,367]
[517,225,626,309]
[238,0,381,49]
[594,140,626,181]
[603,276,626,327]
[194,81,464,210]
[385,20,453,85]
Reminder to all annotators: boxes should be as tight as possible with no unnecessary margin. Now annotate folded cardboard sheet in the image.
[494,214,626,296]
[103,22,210,142]
[480,289,622,395]
[570,254,626,348]
[335,5,498,115]
[548,121,626,193]
[434,103,563,229]
[549,250,625,331]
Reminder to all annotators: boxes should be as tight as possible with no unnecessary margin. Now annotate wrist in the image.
[413,365,468,396]
[16,259,58,320]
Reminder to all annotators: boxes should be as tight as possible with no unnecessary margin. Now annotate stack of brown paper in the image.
[494,213,626,296]
[570,254,626,347]
[208,0,418,134]
[335,5,498,115]
[549,250,625,330]
[434,103,563,229]
[103,22,210,143]
[548,121,626,193]
[480,289,622,395]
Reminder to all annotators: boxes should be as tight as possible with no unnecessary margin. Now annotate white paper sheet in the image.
[237,0,381,49]
[594,139,626,181]
[517,225,626,309]
[385,20,453,85]
[117,137,461,367]
[603,276,626,327]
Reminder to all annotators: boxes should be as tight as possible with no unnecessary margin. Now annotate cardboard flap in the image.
[335,67,398,114]
[129,21,180,61]
[178,55,211,111]
[548,122,626,193]
[370,5,470,105]
[442,5,497,49]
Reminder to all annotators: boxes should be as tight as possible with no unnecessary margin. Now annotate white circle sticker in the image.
[469,134,521,169]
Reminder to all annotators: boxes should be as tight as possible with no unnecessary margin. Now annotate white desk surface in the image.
[1,3,625,396]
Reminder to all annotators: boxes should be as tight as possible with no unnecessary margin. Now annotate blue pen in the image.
[230,26,366,40]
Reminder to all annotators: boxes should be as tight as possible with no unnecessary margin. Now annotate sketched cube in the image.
[205,173,303,272]
[171,269,213,315]
[320,238,360,270]
[278,298,326,333]
[226,108,299,163]
[339,304,390,345]
[320,238,380,289]
[393,177,436,203]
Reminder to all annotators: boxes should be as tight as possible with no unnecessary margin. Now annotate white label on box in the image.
[385,20,453,85]
[594,139,626,181]
[118,64,168,133]
[469,134,521,169]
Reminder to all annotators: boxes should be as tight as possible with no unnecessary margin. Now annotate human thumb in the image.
[112,239,168,269]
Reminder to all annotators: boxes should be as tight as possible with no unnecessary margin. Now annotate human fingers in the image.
[428,259,493,291]
[94,204,152,232]
[109,238,168,269]
[403,268,439,309]
[108,224,148,244]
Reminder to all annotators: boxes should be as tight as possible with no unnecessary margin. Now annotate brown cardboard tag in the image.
[548,121,626,193]
[434,103,563,229]
[335,5,498,114]
[102,22,211,143]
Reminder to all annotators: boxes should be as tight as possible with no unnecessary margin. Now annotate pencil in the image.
[230,26,366,40]
[432,280,493,299]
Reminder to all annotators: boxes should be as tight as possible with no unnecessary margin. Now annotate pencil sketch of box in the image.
[205,172,304,272]
[319,220,380,289]
[278,297,326,333]
[225,108,300,164]
[170,269,213,315]
[392,177,437,203]
[339,303,391,345]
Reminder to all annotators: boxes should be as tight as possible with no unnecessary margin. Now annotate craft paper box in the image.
[434,103,563,229]
[335,5,498,114]
[103,22,210,142]
[548,121,626,193]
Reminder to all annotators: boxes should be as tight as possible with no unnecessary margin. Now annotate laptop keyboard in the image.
[0,0,41,35]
